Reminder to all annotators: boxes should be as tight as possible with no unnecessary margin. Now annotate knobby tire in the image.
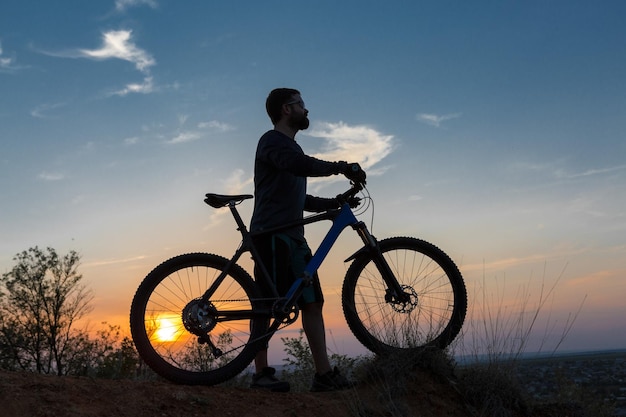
[342,237,467,354]
[130,253,265,385]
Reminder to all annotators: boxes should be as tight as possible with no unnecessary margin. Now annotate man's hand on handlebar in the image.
[347,196,361,209]
[335,180,365,208]
[343,163,366,184]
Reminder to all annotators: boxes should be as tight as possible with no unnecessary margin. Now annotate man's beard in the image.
[289,114,309,131]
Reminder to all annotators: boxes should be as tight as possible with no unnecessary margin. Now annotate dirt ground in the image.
[0,368,473,417]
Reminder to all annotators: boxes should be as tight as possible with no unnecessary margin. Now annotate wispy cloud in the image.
[166,120,235,144]
[78,30,155,72]
[0,40,24,72]
[124,136,140,146]
[30,102,66,118]
[110,76,154,96]
[0,41,13,69]
[83,255,148,268]
[416,112,462,128]
[115,0,158,12]
[306,121,394,170]
[38,172,65,181]
[223,168,252,194]
[198,120,234,132]
[168,131,203,144]
[461,251,576,274]
[557,164,626,180]
[512,160,626,182]
[42,30,156,96]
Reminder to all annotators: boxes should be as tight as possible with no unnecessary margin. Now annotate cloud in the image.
[109,76,154,96]
[416,112,461,128]
[83,255,148,268]
[30,102,66,118]
[306,121,394,170]
[166,119,235,144]
[124,136,140,145]
[0,40,24,72]
[511,160,626,184]
[41,30,156,96]
[222,168,252,194]
[168,131,203,144]
[79,30,155,73]
[178,114,190,125]
[198,120,234,132]
[557,164,626,180]
[114,0,158,12]
[38,172,65,181]
[0,56,12,69]
[0,41,13,68]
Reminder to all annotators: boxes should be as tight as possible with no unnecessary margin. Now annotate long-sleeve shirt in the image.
[250,129,346,240]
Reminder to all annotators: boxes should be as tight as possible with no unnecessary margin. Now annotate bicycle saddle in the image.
[204,193,253,208]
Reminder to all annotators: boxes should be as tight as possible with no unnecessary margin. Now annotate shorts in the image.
[252,233,324,305]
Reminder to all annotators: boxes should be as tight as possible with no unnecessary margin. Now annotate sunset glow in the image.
[1,1,625,361]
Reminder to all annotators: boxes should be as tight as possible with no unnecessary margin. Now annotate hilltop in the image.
[0,366,470,417]
[2,349,619,417]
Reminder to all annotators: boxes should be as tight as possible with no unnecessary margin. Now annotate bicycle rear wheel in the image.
[342,237,466,354]
[130,253,266,385]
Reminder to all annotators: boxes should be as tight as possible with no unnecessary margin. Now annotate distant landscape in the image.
[513,349,626,416]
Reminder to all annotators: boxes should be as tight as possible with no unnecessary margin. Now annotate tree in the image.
[60,323,140,378]
[0,247,93,374]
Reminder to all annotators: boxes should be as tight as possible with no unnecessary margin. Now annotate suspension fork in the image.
[351,221,409,302]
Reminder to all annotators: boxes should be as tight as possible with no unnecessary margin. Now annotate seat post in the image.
[229,201,249,235]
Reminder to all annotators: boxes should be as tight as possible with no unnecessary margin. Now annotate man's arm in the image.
[304,195,339,212]
[259,134,345,177]
[259,132,366,183]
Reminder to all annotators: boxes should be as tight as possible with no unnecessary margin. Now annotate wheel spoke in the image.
[343,238,466,353]
[130,253,265,385]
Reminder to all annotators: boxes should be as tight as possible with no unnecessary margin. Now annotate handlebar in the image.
[335,181,364,205]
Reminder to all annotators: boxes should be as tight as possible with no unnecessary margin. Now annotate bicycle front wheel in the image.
[342,237,467,354]
[130,253,265,385]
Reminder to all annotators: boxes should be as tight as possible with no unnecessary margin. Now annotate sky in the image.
[1,1,625,361]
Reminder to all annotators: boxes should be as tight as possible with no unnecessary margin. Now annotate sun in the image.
[154,315,183,342]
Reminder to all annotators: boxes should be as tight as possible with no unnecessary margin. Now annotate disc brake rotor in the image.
[389,285,418,313]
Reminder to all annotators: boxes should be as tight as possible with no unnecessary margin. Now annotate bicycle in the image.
[130,180,467,385]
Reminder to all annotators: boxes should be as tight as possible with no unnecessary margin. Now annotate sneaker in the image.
[250,367,290,392]
[311,367,356,392]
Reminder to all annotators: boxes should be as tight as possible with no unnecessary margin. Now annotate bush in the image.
[280,329,364,392]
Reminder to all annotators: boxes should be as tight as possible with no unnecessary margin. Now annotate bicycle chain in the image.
[198,297,296,358]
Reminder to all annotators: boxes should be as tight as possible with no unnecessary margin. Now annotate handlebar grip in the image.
[336,182,363,204]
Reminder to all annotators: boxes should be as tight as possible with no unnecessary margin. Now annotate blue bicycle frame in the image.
[259,203,405,320]
[201,184,405,327]
[280,202,360,306]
